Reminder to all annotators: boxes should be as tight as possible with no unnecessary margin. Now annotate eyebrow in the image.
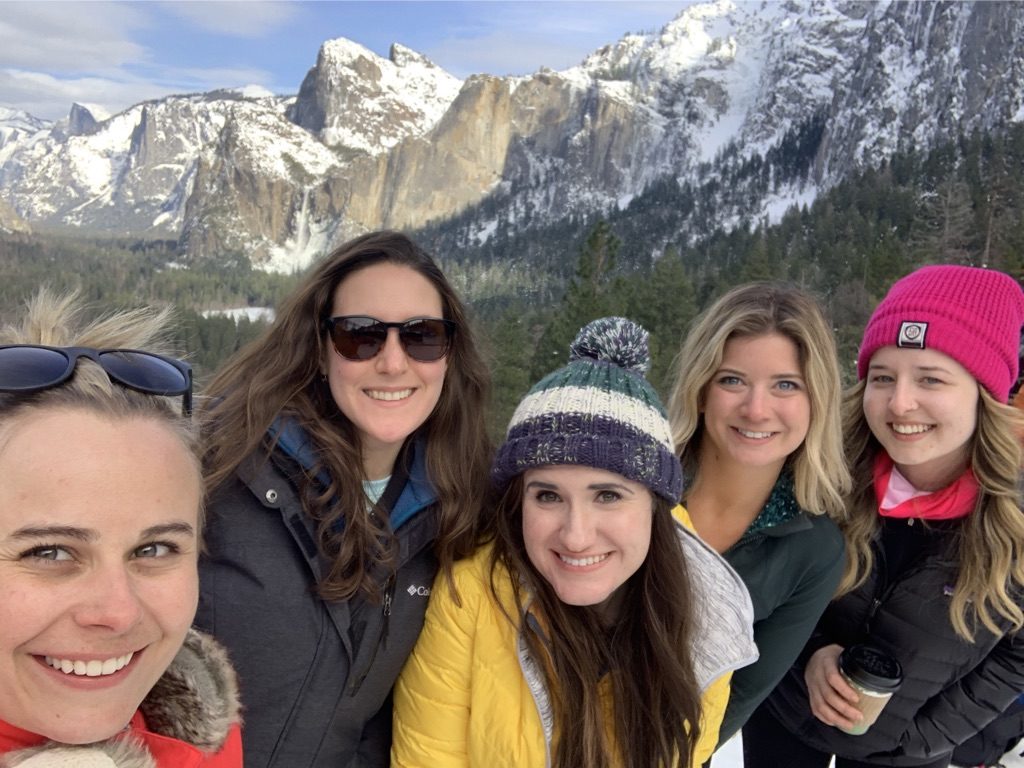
[717,366,804,379]
[7,525,96,543]
[6,521,195,542]
[140,522,196,539]
[525,480,635,495]
[868,363,953,374]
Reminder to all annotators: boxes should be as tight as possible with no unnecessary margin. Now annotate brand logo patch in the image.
[406,584,431,597]
[897,321,928,349]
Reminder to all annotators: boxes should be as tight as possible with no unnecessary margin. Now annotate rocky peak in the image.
[67,103,101,137]
[287,37,462,155]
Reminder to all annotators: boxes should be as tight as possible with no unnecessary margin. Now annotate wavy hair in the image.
[839,380,1024,639]
[0,289,201,519]
[667,282,850,518]
[487,478,700,768]
[202,231,491,601]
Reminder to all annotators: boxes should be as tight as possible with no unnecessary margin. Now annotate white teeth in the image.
[367,389,413,402]
[737,429,773,439]
[892,423,932,435]
[560,553,610,567]
[44,652,133,677]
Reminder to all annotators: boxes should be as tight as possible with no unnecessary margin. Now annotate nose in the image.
[374,328,409,374]
[741,386,769,421]
[889,379,918,415]
[72,564,143,633]
[559,506,596,553]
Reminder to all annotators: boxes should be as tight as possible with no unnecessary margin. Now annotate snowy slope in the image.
[1,1,1022,270]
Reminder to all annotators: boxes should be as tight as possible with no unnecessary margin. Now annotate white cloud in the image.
[158,0,299,38]
[0,1,282,120]
[0,61,275,122]
[0,69,157,121]
[0,3,151,72]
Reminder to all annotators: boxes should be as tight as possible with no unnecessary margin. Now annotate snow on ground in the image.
[713,732,1024,767]
[201,307,275,322]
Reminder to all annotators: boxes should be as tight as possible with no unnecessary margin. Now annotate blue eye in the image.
[717,375,743,387]
[777,380,801,392]
[22,545,73,563]
[134,542,179,559]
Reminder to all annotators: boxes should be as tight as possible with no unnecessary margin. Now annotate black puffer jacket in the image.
[195,429,440,768]
[765,518,1024,766]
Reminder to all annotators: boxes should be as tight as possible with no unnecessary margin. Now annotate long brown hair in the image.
[487,478,701,768]
[668,282,850,517]
[839,380,1024,640]
[202,231,491,601]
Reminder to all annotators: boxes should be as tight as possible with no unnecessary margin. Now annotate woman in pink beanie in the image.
[745,265,1024,768]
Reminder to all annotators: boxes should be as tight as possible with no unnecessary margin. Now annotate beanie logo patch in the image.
[897,321,928,349]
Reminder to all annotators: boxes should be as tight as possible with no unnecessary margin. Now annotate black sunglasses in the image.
[325,316,456,362]
[0,345,193,416]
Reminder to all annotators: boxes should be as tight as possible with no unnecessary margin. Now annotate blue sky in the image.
[0,1,688,122]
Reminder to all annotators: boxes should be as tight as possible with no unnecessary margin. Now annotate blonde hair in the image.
[0,289,201,514]
[839,381,1024,639]
[667,282,850,517]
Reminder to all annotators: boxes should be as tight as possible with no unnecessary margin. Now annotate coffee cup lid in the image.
[839,645,903,692]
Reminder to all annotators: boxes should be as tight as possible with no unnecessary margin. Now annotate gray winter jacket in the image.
[195,433,439,768]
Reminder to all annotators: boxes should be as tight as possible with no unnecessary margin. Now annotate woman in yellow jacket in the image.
[393,317,757,768]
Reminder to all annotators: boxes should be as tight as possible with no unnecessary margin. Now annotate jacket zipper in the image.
[347,575,395,695]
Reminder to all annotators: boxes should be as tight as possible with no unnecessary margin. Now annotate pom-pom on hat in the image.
[491,317,683,502]
[857,265,1024,402]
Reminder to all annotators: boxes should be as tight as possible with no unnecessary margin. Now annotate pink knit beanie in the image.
[857,265,1024,402]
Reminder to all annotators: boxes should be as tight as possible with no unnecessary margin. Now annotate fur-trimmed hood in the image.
[1,629,241,768]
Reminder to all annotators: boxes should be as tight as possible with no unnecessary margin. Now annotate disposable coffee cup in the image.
[836,644,903,735]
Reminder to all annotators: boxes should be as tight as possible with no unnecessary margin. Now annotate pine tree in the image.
[529,220,627,380]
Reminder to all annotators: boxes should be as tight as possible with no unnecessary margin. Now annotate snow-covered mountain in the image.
[1,0,1022,270]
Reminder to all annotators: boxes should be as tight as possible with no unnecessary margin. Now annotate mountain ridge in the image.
[1,0,1022,270]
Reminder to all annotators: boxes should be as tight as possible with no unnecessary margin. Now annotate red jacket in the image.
[0,630,243,767]
[0,715,242,767]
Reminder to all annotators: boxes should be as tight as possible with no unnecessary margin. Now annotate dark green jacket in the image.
[713,476,845,745]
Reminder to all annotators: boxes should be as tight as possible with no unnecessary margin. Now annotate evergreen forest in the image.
[1,123,1022,438]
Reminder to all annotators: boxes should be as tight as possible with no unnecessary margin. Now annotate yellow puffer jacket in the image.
[392,506,757,767]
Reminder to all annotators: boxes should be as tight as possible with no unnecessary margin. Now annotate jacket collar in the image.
[267,416,437,530]
[1,630,240,767]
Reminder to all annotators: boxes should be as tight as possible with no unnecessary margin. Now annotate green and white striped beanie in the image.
[491,317,683,502]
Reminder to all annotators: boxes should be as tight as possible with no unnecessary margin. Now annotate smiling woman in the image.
[195,231,491,767]
[392,317,757,768]
[667,283,851,755]
[0,290,241,767]
[749,265,1024,768]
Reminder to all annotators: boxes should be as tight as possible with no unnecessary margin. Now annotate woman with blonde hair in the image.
[195,231,491,767]
[667,282,851,750]
[748,265,1024,767]
[0,291,241,767]
[393,317,756,768]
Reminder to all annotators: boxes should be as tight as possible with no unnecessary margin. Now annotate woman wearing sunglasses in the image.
[196,231,491,767]
[0,291,241,767]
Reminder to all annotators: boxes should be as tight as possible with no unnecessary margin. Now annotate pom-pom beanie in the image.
[491,317,683,502]
[857,265,1024,402]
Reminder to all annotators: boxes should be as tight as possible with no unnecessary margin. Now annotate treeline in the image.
[0,234,299,385]
[470,125,1024,435]
[1,124,1022,437]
